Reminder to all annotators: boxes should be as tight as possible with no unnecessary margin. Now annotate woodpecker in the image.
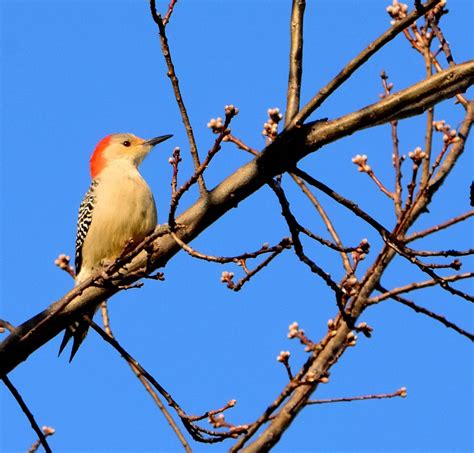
[59,132,172,361]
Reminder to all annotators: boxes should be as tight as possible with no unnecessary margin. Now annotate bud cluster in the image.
[408,146,427,165]
[351,154,371,173]
[262,107,283,140]
[276,350,291,363]
[397,387,408,398]
[168,147,182,165]
[220,270,235,288]
[54,254,71,270]
[224,104,239,117]
[207,117,224,134]
[386,0,409,24]
[287,321,300,339]
[432,120,459,144]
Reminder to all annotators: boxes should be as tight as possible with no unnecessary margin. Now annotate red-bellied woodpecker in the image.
[59,132,172,361]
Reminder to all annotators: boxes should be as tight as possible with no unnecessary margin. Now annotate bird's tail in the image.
[58,307,97,362]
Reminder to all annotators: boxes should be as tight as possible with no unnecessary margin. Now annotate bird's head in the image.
[89,132,172,178]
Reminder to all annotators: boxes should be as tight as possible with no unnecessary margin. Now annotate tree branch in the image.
[291,0,445,126]
[1,62,472,376]
[285,0,305,124]
[2,375,52,453]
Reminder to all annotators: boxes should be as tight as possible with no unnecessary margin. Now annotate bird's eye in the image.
[122,140,131,147]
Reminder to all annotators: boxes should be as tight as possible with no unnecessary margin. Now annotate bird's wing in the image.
[75,179,98,275]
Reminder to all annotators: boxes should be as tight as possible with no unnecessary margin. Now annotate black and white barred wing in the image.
[75,180,98,275]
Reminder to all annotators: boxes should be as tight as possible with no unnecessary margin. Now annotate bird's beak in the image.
[143,134,173,147]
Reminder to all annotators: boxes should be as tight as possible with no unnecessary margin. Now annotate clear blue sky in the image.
[1,1,472,452]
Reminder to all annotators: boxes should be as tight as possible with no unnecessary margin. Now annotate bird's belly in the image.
[81,180,157,271]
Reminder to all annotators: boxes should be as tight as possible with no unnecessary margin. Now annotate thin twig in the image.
[420,40,434,188]
[1,375,52,453]
[0,319,15,333]
[268,179,352,326]
[293,167,389,237]
[307,388,406,405]
[225,134,259,156]
[27,427,55,453]
[150,0,206,195]
[290,173,353,273]
[285,0,306,125]
[168,112,233,227]
[370,272,473,303]
[87,317,240,443]
[377,285,474,341]
[227,247,289,292]
[405,248,474,257]
[99,303,192,452]
[170,232,291,264]
[162,0,178,26]
[406,210,474,242]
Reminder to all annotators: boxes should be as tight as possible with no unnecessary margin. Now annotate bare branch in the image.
[169,109,236,227]
[1,375,52,453]
[87,317,242,443]
[149,0,206,195]
[1,62,472,376]
[406,210,474,242]
[290,173,353,273]
[27,427,55,453]
[307,388,407,405]
[285,0,306,124]
[99,304,192,452]
[162,0,178,26]
[291,0,445,126]
[370,272,474,303]
[377,285,474,341]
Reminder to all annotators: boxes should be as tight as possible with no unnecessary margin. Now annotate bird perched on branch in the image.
[59,132,172,361]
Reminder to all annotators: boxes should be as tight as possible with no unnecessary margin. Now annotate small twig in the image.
[54,253,75,279]
[386,242,474,303]
[162,0,178,26]
[268,179,353,326]
[186,400,237,422]
[0,319,15,334]
[225,134,259,156]
[169,146,182,199]
[370,272,473,303]
[87,317,240,443]
[307,388,407,405]
[406,210,474,242]
[169,109,235,227]
[293,167,389,237]
[380,70,403,215]
[377,285,474,341]
[222,246,290,292]
[405,248,474,257]
[352,153,395,199]
[171,232,292,264]
[1,375,52,453]
[404,152,422,210]
[27,427,55,453]
[99,303,192,452]
[290,172,353,274]
[149,0,206,195]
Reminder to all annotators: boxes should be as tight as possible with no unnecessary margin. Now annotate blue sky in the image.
[1,1,472,452]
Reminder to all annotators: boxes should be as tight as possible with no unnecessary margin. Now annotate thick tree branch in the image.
[1,62,472,376]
